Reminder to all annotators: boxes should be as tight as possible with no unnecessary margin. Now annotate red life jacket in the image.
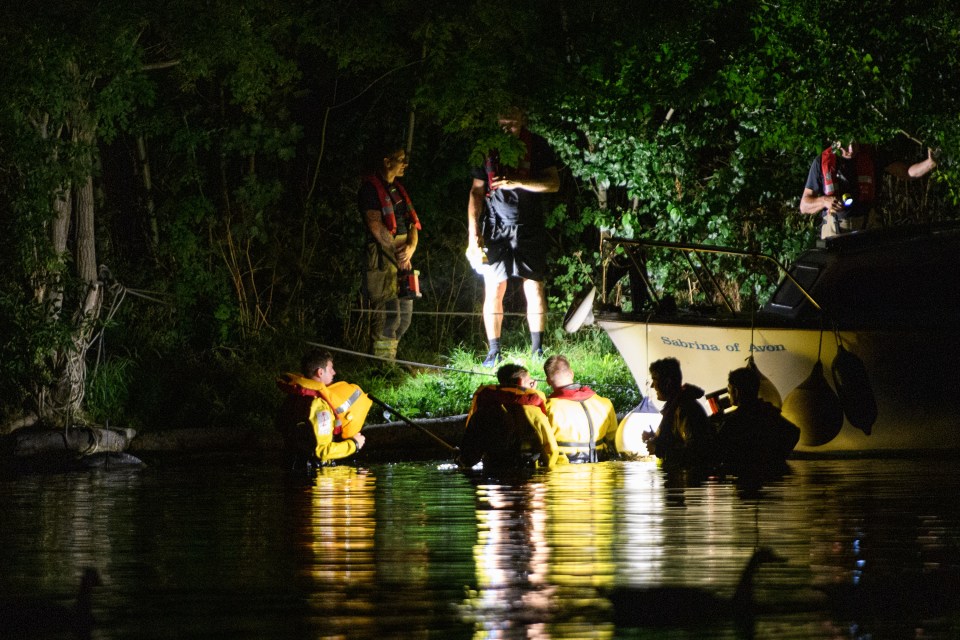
[484,128,534,194]
[362,174,421,235]
[548,385,596,402]
[820,146,876,204]
[473,384,548,415]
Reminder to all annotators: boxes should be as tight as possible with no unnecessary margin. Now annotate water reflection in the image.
[0,457,959,639]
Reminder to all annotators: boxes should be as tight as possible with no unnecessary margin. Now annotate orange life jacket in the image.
[275,374,371,439]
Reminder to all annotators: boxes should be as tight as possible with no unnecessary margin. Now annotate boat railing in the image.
[601,236,823,314]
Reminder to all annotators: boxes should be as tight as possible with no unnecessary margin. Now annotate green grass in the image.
[354,326,642,421]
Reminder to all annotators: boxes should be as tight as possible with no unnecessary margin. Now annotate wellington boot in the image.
[373,336,399,360]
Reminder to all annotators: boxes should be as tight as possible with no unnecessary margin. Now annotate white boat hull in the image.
[600,318,960,453]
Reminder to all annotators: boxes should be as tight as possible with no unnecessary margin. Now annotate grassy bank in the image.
[351,326,642,423]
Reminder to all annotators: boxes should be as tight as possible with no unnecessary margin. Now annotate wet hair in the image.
[543,355,572,379]
[727,367,760,399]
[300,349,333,378]
[649,357,681,382]
[497,363,528,386]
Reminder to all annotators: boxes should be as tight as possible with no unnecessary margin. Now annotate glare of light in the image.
[616,395,661,455]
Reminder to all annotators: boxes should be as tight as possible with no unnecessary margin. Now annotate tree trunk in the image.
[42,122,104,427]
[135,134,161,261]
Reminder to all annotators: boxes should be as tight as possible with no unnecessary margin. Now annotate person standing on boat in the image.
[359,144,422,361]
[641,358,718,470]
[799,140,937,239]
[458,363,564,470]
[543,355,619,462]
[714,367,800,475]
[275,349,366,472]
[467,106,560,366]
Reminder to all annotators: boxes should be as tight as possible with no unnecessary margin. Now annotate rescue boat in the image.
[572,221,960,454]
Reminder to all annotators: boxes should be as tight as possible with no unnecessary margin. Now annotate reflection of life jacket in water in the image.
[277,373,373,440]
[820,146,876,209]
[361,173,422,235]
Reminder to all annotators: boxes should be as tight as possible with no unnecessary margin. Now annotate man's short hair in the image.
[727,367,760,399]
[300,349,333,377]
[497,363,528,386]
[649,357,681,381]
[543,355,572,380]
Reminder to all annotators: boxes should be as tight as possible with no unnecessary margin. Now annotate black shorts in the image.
[484,224,547,283]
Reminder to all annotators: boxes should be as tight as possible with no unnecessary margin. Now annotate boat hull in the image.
[600,317,960,453]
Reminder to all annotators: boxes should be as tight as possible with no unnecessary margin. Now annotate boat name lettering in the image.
[661,336,786,353]
[660,336,720,351]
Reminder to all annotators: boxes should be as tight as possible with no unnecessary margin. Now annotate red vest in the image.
[820,146,876,204]
[362,174,421,235]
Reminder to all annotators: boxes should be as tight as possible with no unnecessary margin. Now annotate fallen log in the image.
[9,426,135,457]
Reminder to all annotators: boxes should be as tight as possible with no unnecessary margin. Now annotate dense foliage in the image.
[1,0,957,430]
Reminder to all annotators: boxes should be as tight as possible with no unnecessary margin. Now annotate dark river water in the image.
[2,453,960,639]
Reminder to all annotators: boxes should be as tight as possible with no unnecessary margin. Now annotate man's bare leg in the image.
[523,279,547,356]
[482,278,507,366]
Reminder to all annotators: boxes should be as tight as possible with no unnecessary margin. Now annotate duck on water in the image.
[607,547,785,631]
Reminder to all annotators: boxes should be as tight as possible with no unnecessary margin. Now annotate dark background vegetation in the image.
[1,0,957,433]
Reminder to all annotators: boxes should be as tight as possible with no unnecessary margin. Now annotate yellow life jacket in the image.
[276,374,372,439]
[324,381,372,439]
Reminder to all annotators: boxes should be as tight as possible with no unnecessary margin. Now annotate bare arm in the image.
[365,209,395,254]
[886,148,938,179]
[490,165,560,193]
[799,187,840,216]
[467,178,487,249]
[396,225,417,270]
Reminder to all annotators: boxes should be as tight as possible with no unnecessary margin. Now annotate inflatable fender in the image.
[326,382,372,439]
[781,361,844,447]
[614,397,661,455]
[831,345,877,435]
[747,356,782,408]
[563,286,596,333]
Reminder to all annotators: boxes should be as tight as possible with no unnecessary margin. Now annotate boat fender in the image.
[747,356,782,408]
[563,286,596,333]
[781,361,844,447]
[831,345,877,435]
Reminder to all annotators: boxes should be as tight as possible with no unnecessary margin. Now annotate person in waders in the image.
[458,363,563,471]
[543,354,618,462]
[359,145,422,360]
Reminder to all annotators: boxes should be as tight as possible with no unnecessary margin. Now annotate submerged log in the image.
[124,414,469,461]
[9,426,135,457]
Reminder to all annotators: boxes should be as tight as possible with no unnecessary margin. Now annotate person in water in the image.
[714,367,800,474]
[641,357,718,470]
[543,354,618,462]
[275,349,366,471]
[458,363,563,470]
